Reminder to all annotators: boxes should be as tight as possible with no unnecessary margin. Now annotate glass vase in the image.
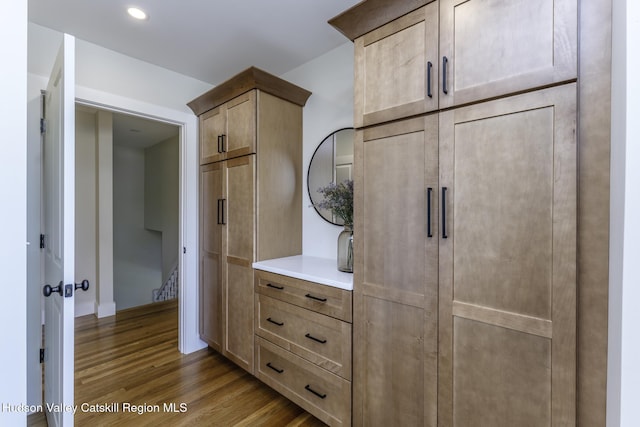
[337,224,354,273]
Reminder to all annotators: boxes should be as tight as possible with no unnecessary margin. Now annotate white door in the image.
[42,34,76,427]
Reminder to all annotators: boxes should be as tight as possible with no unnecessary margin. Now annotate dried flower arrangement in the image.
[315,179,354,227]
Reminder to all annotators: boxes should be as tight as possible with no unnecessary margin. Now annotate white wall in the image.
[145,136,180,281]
[0,0,27,424]
[282,42,355,259]
[608,1,640,425]
[113,145,163,310]
[75,108,98,316]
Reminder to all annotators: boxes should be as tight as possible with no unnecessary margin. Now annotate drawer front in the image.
[256,294,352,379]
[255,337,351,427]
[255,270,352,322]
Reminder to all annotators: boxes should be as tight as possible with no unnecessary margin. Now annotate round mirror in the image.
[308,128,355,225]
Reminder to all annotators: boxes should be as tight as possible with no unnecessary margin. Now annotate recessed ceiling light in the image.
[127,7,148,20]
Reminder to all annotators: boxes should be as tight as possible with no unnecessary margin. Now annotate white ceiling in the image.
[28,0,360,86]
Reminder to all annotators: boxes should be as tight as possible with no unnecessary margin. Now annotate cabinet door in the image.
[439,0,577,108]
[225,91,256,160]
[438,84,576,426]
[354,2,439,128]
[199,163,224,350]
[353,115,438,426]
[200,106,226,164]
[223,155,256,373]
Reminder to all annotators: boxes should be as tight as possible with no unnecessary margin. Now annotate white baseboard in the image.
[94,301,116,318]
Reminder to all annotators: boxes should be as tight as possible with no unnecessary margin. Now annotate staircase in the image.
[153,263,179,302]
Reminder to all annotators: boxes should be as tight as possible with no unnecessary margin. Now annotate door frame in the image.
[76,88,205,355]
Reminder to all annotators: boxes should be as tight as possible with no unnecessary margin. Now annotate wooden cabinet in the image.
[199,91,256,164]
[439,0,577,109]
[336,0,577,127]
[190,67,311,375]
[353,115,439,426]
[331,2,580,426]
[438,84,577,426]
[354,2,439,127]
[199,163,223,350]
[254,269,353,427]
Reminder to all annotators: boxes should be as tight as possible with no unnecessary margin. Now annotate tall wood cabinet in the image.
[331,1,582,425]
[189,67,311,374]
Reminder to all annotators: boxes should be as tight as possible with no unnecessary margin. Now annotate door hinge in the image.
[40,118,47,135]
[40,234,45,249]
[40,348,45,363]
[183,247,186,254]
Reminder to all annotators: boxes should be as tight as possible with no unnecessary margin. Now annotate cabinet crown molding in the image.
[187,66,312,116]
[329,0,431,41]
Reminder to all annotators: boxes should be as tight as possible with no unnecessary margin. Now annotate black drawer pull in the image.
[267,317,284,327]
[305,333,327,344]
[305,385,327,399]
[266,362,283,374]
[266,283,284,290]
[305,293,327,302]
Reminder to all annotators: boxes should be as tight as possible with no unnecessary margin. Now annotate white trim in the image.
[75,84,205,354]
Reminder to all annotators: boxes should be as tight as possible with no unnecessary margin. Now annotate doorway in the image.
[75,105,180,313]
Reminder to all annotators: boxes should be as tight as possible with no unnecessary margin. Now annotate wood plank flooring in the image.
[28,300,326,426]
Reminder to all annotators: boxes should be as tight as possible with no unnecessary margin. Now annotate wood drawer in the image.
[256,294,352,379]
[255,270,352,322]
[255,336,351,427]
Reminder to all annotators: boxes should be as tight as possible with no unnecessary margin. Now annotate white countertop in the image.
[252,255,353,291]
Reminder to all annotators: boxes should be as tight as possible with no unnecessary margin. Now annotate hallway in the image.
[29,300,325,426]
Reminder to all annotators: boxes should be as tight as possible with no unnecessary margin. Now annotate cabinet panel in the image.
[453,318,551,427]
[222,155,255,373]
[226,91,256,159]
[226,155,255,262]
[200,107,225,164]
[355,3,438,127]
[438,84,577,426]
[440,0,577,108]
[225,261,254,372]
[199,164,223,350]
[353,115,438,426]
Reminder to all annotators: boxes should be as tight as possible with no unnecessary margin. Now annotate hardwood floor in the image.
[28,300,326,426]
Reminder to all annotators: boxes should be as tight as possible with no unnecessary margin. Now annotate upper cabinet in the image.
[354,3,439,127]
[189,67,312,165]
[331,0,577,126]
[200,91,256,164]
[439,0,577,109]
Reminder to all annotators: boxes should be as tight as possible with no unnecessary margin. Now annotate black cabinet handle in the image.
[305,385,327,399]
[305,293,327,302]
[267,317,284,327]
[217,198,226,225]
[217,135,222,153]
[217,199,222,224]
[266,283,284,290]
[305,333,327,344]
[442,56,449,95]
[427,187,433,238]
[220,134,226,152]
[266,362,284,374]
[427,61,433,98]
[442,187,448,239]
